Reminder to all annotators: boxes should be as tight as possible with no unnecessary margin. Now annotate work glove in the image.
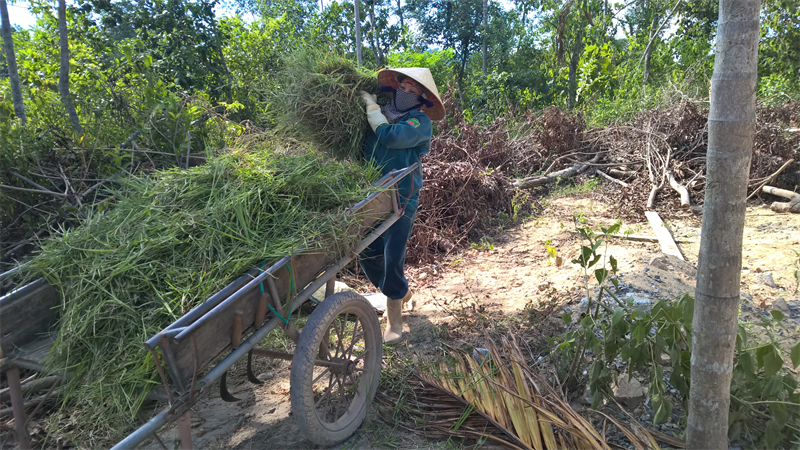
[361,91,388,132]
[360,91,379,111]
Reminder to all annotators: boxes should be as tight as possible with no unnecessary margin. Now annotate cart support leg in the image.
[178,411,192,449]
[325,277,336,298]
[6,366,32,450]
[318,276,336,358]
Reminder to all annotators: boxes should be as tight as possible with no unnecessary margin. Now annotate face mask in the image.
[381,88,427,124]
[393,89,425,113]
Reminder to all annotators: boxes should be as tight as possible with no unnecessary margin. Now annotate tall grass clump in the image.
[27,140,379,445]
[270,50,380,160]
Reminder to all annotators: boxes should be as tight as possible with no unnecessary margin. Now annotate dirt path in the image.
[142,195,800,449]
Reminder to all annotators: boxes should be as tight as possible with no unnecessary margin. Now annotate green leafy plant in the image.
[729,310,800,448]
[470,236,495,251]
[551,216,623,391]
[554,218,800,448]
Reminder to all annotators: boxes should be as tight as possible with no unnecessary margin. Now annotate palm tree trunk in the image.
[0,0,26,125]
[58,0,81,134]
[686,1,760,448]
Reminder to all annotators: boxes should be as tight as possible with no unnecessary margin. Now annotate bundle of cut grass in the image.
[271,50,380,160]
[27,140,378,445]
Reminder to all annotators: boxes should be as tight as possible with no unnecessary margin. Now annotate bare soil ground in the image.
[44,194,800,449]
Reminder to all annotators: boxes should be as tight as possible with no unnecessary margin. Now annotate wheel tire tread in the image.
[290,291,381,446]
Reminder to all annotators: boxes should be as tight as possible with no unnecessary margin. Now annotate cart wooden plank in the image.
[0,279,59,357]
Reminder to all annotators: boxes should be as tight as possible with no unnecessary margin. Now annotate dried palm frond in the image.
[379,336,658,450]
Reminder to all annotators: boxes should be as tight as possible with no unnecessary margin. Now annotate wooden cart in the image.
[0,164,417,449]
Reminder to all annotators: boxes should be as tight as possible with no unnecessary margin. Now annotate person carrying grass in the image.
[359,67,445,344]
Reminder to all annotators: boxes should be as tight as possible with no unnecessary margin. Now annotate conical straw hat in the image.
[378,67,445,121]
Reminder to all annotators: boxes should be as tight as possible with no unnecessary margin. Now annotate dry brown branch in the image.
[667,172,690,209]
[608,168,638,179]
[0,184,68,198]
[647,186,660,209]
[747,158,794,200]
[9,171,54,194]
[762,185,800,213]
[0,375,61,403]
[0,389,60,418]
[540,151,588,175]
[515,153,601,189]
[596,169,629,187]
[57,162,82,208]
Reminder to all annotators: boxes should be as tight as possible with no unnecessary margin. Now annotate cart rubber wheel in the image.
[290,291,382,446]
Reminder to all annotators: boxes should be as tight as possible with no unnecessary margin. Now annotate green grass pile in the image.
[28,140,379,445]
[271,50,380,161]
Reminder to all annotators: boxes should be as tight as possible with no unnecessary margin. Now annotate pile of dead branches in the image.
[407,96,588,263]
[409,99,798,263]
[408,162,518,264]
[512,101,800,218]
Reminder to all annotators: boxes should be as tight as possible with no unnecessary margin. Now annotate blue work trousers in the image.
[360,197,418,300]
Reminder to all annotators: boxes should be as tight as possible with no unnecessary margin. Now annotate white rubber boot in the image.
[384,291,411,344]
[383,299,403,344]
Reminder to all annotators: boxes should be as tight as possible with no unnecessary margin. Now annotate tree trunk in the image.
[456,53,467,110]
[640,0,682,82]
[211,17,233,102]
[0,0,26,125]
[643,15,658,84]
[376,23,384,65]
[58,0,81,134]
[567,27,584,109]
[368,1,381,66]
[354,0,363,67]
[397,0,403,29]
[482,0,488,75]
[686,1,760,448]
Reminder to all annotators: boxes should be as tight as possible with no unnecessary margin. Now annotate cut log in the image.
[645,211,685,260]
[667,172,691,209]
[762,185,800,213]
[515,153,600,189]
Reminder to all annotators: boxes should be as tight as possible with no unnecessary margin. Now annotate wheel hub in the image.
[328,357,355,375]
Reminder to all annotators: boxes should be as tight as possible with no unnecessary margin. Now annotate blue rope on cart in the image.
[259,261,295,324]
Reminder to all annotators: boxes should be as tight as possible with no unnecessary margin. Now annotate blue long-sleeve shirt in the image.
[363,109,432,203]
